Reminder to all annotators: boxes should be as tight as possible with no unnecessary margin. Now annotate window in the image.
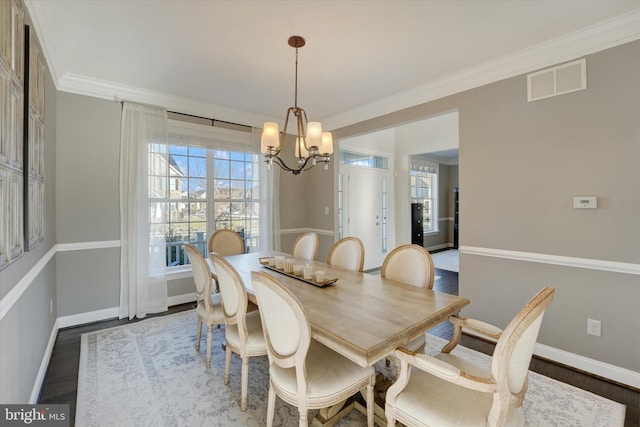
[410,165,438,233]
[155,121,265,267]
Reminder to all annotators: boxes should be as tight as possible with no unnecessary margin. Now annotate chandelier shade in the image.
[260,36,333,175]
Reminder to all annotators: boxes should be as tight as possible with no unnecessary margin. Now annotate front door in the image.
[343,166,386,270]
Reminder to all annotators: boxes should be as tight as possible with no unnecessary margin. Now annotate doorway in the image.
[341,164,389,270]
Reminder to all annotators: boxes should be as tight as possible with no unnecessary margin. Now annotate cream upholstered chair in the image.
[207,228,245,293]
[381,244,435,356]
[251,271,376,427]
[208,228,245,256]
[291,231,318,260]
[327,237,365,272]
[184,243,225,369]
[210,253,268,411]
[381,244,435,289]
[385,287,555,427]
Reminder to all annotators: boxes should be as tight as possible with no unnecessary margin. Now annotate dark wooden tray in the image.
[260,259,338,288]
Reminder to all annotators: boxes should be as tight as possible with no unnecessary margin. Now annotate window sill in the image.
[167,265,193,281]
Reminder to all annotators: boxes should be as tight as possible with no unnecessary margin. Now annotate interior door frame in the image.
[334,145,395,270]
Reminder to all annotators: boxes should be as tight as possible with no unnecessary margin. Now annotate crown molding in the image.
[57,73,276,128]
[24,2,640,131]
[23,0,64,84]
[323,9,640,130]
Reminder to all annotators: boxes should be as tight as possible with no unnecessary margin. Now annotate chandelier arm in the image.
[265,155,322,175]
[275,107,296,156]
[300,108,312,152]
[295,108,307,159]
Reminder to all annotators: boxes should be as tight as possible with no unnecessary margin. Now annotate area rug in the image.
[431,249,459,272]
[76,310,625,426]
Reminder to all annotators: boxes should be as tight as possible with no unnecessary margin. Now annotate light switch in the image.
[573,196,597,209]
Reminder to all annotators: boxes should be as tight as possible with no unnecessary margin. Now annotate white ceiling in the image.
[25,1,640,130]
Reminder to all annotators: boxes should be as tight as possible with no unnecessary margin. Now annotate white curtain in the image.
[253,127,280,251]
[119,102,169,319]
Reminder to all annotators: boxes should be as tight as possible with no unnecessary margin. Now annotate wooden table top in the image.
[214,251,470,368]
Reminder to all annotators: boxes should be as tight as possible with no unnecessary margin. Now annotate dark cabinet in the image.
[453,188,459,249]
[411,203,423,246]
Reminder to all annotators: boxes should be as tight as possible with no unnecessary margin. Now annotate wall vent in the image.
[527,58,586,102]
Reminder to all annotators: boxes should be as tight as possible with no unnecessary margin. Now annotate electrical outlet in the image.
[587,318,601,336]
[50,298,54,315]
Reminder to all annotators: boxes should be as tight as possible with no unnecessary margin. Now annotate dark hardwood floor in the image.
[39,264,639,426]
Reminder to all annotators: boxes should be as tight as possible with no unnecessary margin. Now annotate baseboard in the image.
[463,328,640,389]
[57,307,120,329]
[31,318,59,404]
[534,342,640,389]
[426,243,453,252]
[167,293,196,306]
[56,293,197,329]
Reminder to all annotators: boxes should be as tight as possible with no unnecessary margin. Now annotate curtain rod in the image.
[167,110,252,131]
[112,96,252,130]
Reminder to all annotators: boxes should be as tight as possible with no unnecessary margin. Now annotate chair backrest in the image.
[327,237,365,272]
[381,244,435,289]
[492,287,555,400]
[251,271,311,372]
[208,229,245,256]
[291,232,318,260]
[184,244,214,311]
[209,252,248,328]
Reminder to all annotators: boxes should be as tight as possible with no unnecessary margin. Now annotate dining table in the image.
[210,250,470,426]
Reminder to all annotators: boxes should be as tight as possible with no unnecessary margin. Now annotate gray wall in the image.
[0,68,57,403]
[55,93,122,316]
[332,40,640,373]
[278,136,335,262]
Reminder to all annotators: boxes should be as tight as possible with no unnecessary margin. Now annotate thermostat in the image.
[573,196,597,209]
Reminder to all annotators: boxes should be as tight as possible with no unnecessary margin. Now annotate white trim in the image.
[460,246,640,276]
[0,245,57,320]
[26,1,640,132]
[56,293,196,329]
[57,307,120,329]
[323,9,640,130]
[60,73,276,129]
[166,266,193,281]
[30,319,59,404]
[426,243,453,252]
[535,342,640,389]
[56,240,121,252]
[167,292,197,307]
[462,328,640,389]
[280,228,334,237]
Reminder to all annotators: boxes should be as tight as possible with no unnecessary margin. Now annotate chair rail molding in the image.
[280,228,334,237]
[460,246,640,276]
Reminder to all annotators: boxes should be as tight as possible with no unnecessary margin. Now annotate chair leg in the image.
[224,345,232,385]
[266,384,276,427]
[240,356,249,411]
[195,320,202,351]
[366,378,374,427]
[206,324,213,369]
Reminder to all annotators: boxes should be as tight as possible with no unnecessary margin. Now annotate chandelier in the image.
[261,36,333,175]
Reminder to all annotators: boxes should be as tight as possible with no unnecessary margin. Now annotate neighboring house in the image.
[0,4,638,406]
